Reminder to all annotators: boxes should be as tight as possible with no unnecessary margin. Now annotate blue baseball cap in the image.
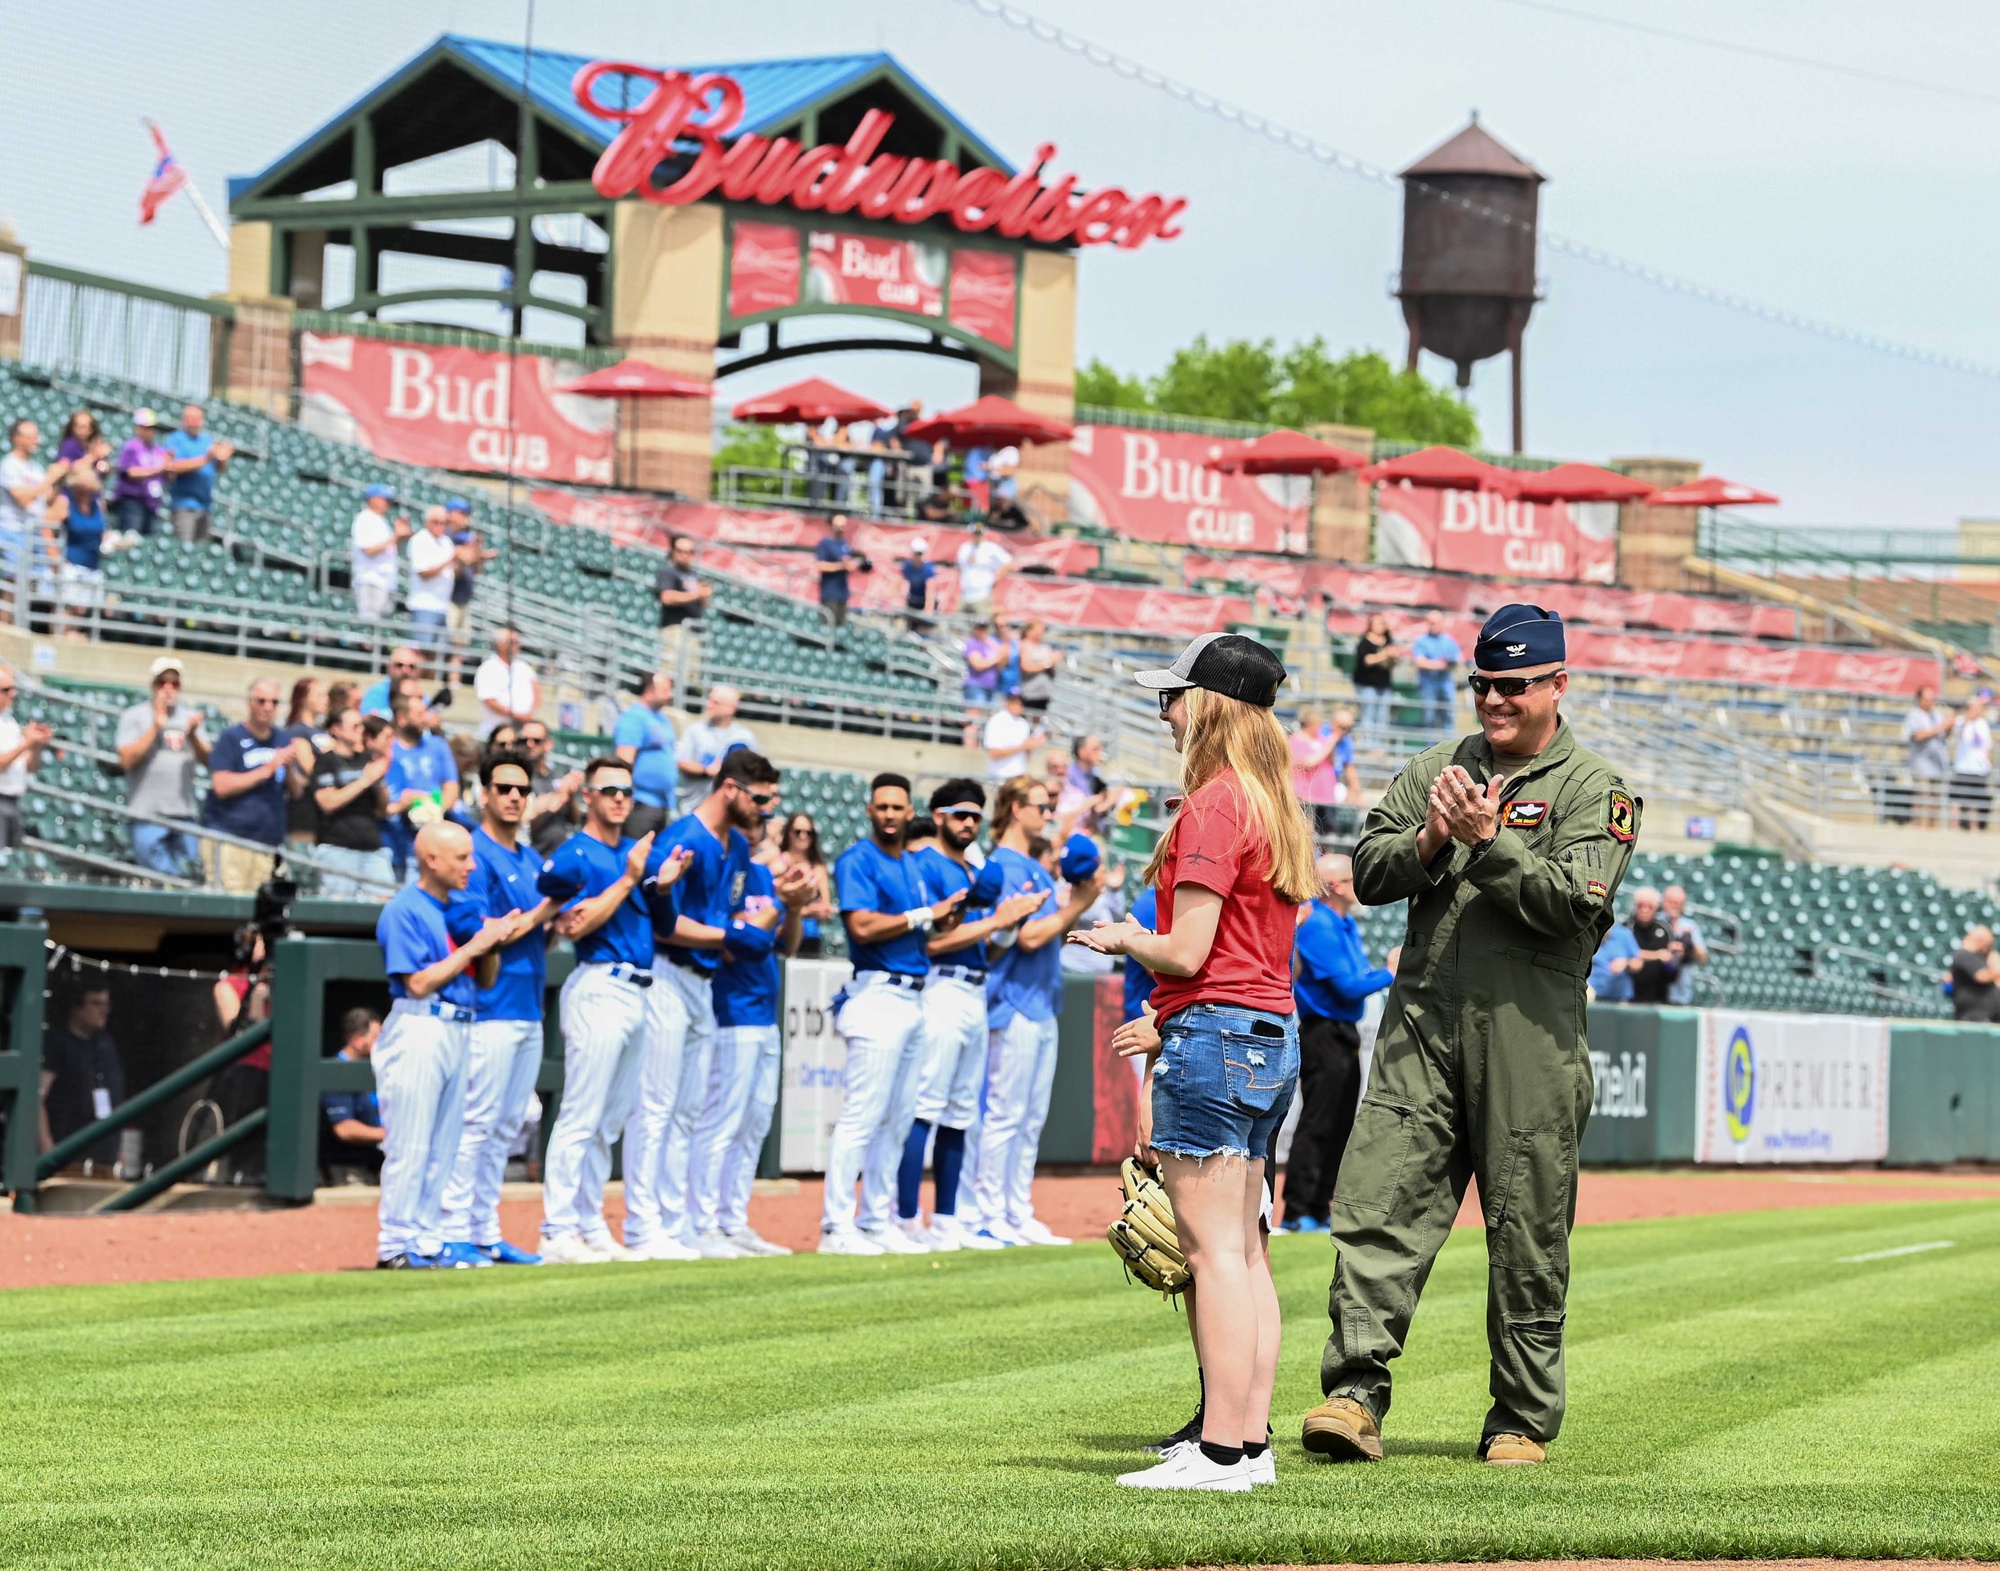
[446,496,472,514]
[363,483,395,501]
[968,859,1008,906]
[1059,834,1101,884]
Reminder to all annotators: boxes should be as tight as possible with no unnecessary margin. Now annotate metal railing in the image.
[22,260,233,404]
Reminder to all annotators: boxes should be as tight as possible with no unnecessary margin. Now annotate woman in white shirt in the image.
[1950,696,1994,832]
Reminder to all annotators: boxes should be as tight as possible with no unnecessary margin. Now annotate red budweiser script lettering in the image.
[574,62,1186,249]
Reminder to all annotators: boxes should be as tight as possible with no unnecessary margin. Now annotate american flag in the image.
[139,121,188,226]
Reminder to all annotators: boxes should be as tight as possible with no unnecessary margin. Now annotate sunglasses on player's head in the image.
[1468,670,1565,699]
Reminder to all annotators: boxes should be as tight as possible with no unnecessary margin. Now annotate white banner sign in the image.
[779,958,852,1174]
[1695,1010,1889,1164]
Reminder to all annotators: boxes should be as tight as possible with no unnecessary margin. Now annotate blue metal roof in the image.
[232,34,1014,202]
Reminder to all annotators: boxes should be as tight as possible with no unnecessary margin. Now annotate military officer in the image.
[1301,603,1637,1468]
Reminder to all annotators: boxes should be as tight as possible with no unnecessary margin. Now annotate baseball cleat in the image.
[1483,1433,1547,1466]
[1301,1396,1384,1462]
[629,1236,700,1262]
[818,1227,886,1256]
[924,1215,967,1252]
[694,1230,745,1259]
[539,1232,611,1265]
[722,1228,792,1257]
[477,1241,543,1266]
[1012,1217,1072,1247]
[376,1253,413,1270]
[438,1242,495,1268]
[962,1226,1014,1250]
[861,1223,929,1255]
[1116,1448,1252,1492]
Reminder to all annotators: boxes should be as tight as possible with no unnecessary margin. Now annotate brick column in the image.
[0,224,24,363]
[1306,423,1376,562]
[610,203,720,498]
[1612,456,1702,590]
[1005,250,1076,528]
[214,295,294,418]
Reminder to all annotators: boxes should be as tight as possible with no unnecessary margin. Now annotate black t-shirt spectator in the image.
[657,560,700,628]
[1352,632,1394,691]
[311,749,385,852]
[1627,914,1675,1004]
[1950,947,1999,1021]
[281,722,329,838]
[44,1024,124,1164]
[529,766,575,857]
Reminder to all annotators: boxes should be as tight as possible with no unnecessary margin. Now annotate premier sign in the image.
[575,62,1187,250]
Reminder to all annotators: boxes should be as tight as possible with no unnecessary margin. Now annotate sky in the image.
[5,0,1999,534]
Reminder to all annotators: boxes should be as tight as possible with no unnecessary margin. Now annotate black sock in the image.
[1243,1440,1268,1458]
[1198,1440,1245,1467]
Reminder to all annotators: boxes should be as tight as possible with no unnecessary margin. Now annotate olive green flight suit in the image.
[1321,718,1637,1448]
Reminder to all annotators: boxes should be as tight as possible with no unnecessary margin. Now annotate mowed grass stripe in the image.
[1,1200,1997,1570]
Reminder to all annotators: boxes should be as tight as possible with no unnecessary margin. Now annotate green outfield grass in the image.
[2,1200,1998,1571]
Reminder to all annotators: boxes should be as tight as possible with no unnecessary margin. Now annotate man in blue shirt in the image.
[814,515,854,630]
[898,538,936,631]
[163,402,232,543]
[360,648,422,719]
[819,773,966,1254]
[372,821,512,1269]
[203,678,312,895]
[625,749,782,1260]
[438,748,562,1267]
[1411,610,1464,736]
[321,1007,384,1181]
[892,778,1046,1250]
[1589,922,1641,1003]
[533,757,690,1264]
[613,670,678,841]
[1281,853,1398,1235]
[384,690,460,884]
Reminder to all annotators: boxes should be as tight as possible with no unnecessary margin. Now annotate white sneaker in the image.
[862,1222,930,1255]
[962,1225,1014,1250]
[925,1215,966,1253]
[597,1238,649,1262]
[694,1229,745,1259]
[723,1227,792,1257]
[631,1235,701,1261]
[539,1232,610,1265]
[1013,1217,1073,1247]
[819,1227,887,1256]
[1117,1447,1253,1492]
[1249,1448,1276,1486]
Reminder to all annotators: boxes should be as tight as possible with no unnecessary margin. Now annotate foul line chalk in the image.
[1836,1240,1955,1263]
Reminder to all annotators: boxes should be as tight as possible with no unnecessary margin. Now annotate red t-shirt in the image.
[1146,769,1298,1021]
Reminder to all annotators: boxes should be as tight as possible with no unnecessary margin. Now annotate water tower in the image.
[1396,115,1544,453]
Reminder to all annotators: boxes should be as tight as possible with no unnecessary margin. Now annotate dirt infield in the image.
[3,1166,1997,1291]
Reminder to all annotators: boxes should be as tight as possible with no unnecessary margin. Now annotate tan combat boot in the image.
[1300,1395,1384,1461]
[1483,1433,1547,1466]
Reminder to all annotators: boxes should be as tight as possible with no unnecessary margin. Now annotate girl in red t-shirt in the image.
[1070,632,1316,1492]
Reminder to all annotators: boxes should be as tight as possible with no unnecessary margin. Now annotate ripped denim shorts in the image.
[1150,1002,1300,1162]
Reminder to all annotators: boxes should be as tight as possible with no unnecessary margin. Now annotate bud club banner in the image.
[299,335,615,482]
[1374,481,1617,584]
[1694,1010,1890,1164]
[1068,425,1309,553]
[808,230,943,317]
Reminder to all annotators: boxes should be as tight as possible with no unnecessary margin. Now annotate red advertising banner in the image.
[948,248,1017,351]
[1373,482,1617,584]
[807,230,944,318]
[300,335,615,483]
[1068,425,1309,553]
[728,220,800,316]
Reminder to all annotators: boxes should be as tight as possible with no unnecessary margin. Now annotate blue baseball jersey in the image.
[471,828,547,1022]
[913,847,990,969]
[377,884,484,1008]
[985,845,1060,1030]
[1123,886,1159,1023]
[537,831,653,969]
[713,860,783,1027]
[613,702,677,808]
[323,1051,381,1130]
[836,838,931,977]
[650,814,750,974]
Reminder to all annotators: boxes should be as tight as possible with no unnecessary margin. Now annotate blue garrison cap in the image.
[1474,603,1565,672]
[967,858,1008,906]
[1059,834,1102,884]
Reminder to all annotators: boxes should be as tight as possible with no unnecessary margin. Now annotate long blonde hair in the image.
[1144,686,1318,903]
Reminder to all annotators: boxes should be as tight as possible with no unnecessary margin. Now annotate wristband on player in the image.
[904,905,934,933]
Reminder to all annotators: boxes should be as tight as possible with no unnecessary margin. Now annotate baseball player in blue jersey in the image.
[373,821,512,1269]
[626,749,782,1259]
[438,748,562,1266]
[820,773,965,1255]
[534,757,690,1264]
[968,774,1101,1247]
[892,778,1047,1251]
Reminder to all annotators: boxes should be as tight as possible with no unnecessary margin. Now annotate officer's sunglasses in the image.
[1468,670,1565,700]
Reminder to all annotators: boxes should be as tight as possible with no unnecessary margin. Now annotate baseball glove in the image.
[1106,1157,1190,1297]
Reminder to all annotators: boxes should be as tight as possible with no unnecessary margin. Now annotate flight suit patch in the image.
[1586,878,1609,900]
[1607,789,1636,842]
[1503,800,1549,830]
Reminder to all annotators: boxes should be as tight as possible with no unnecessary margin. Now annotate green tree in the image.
[1074,357,1149,411]
[712,421,787,497]
[1147,334,1283,424]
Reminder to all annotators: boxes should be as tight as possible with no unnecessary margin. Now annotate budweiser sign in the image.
[575,62,1187,249]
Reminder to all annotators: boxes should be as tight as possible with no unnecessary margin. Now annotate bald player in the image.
[373,821,513,1269]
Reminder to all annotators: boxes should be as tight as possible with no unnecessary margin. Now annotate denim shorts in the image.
[1150,1003,1300,1161]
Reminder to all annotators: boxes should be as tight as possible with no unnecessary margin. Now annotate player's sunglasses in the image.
[590,784,632,798]
[488,780,531,798]
[1468,670,1565,699]
[940,809,983,823]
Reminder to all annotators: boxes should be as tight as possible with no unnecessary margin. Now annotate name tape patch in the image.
[1607,788,1636,843]
[1503,800,1549,830]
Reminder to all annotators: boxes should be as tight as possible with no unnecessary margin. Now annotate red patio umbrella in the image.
[903,394,1074,447]
[1511,462,1656,505]
[1211,428,1368,475]
[558,358,711,398]
[1649,476,1780,508]
[1360,445,1520,494]
[730,377,892,425]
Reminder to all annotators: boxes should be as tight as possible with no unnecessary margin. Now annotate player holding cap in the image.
[437,748,560,1266]
[535,757,690,1264]
[819,773,965,1255]
[373,821,512,1269]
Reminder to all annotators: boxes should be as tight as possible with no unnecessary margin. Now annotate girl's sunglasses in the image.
[1467,670,1565,699]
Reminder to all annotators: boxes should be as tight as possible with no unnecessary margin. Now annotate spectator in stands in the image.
[862,421,892,516]
[956,522,1011,616]
[110,409,171,542]
[38,983,122,1170]
[963,444,992,514]
[54,410,112,497]
[961,618,1006,715]
[1950,694,1994,832]
[1,418,62,624]
[814,513,856,629]
[1948,926,2000,1021]
[117,656,206,878]
[360,648,422,718]
[321,1007,385,1184]
[984,689,1043,781]
[1061,734,1115,837]
[383,689,459,884]
[204,679,311,895]
[405,506,458,650]
[1349,613,1399,742]
[898,537,936,630]
[163,403,233,543]
[656,533,710,683]
[53,468,107,637]
[474,625,538,739]
[445,498,486,668]
[1903,684,1953,830]
[676,684,757,811]
[1662,885,1708,1006]
[519,720,583,856]
[1017,619,1061,715]
[1624,887,1679,1005]
[1290,706,1342,835]
[771,811,834,956]
[447,732,484,826]
[0,663,50,852]
[350,485,411,621]
[891,402,931,510]
[312,708,394,898]
[279,678,331,854]
[1588,922,1641,1003]
[614,670,679,839]
[1410,610,1463,735]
